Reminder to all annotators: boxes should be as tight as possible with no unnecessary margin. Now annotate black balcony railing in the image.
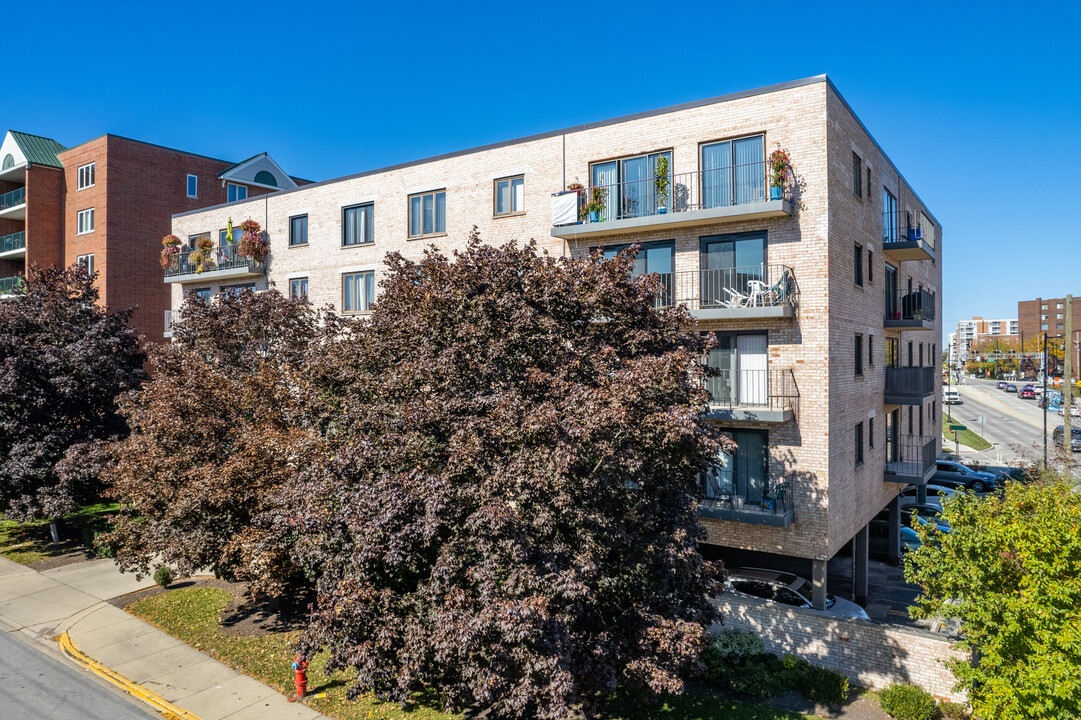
[643,264,797,312]
[703,367,798,412]
[885,288,935,323]
[702,469,793,519]
[0,230,25,253]
[0,276,24,295]
[885,366,935,399]
[0,187,26,211]
[164,244,262,278]
[882,210,931,248]
[885,434,936,478]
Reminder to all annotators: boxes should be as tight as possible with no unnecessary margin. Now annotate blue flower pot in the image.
[589,211,599,223]
[770,186,783,201]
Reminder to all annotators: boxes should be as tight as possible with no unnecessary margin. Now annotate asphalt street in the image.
[948,378,1054,464]
[0,630,155,720]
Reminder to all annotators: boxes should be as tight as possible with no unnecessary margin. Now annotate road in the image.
[0,630,155,720]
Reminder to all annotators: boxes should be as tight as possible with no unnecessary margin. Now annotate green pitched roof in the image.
[9,131,67,168]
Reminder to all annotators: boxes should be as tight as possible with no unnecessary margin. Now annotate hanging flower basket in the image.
[160,234,182,270]
[237,219,268,263]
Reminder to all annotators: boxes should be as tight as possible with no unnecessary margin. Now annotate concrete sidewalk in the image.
[0,556,325,720]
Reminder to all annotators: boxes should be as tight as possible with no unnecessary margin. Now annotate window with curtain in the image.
[494,176,524,216]
[409,190,446,237]
[342,271,375,313]
[290,215,308,246]
[589,151,671,221]
[705,332,768,407]
[343,204,374,246]
[701,136,765,209]
[704,429,768,504]
[699,231,766,308]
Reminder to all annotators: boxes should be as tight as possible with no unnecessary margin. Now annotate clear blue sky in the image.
[4,1,1079,340]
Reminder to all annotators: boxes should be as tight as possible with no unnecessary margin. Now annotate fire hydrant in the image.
[292,656,308,700]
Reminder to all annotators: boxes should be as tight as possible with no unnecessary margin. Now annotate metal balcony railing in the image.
[0,187,26,211]
[556,161,782,226]
[702,469,793,519]
[703,367,798,412]
[886,434,937,478]
[882,209,931,247]
[0,230,25,252]
[164,243,262,278]
[885,288,935,323]
[885,366,936,399]
[0,276,24,295]
[644,264,797,312]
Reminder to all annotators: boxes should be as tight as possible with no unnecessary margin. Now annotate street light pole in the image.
[1044,332,1049,467]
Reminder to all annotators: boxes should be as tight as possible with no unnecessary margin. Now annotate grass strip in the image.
[127,587,809,720]
[0,502,119,564]
[942,413,992,451]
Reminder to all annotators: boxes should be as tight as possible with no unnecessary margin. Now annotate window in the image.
[342,204,374,246]
[854,244,863,286]
[254,170,277,187]
[191,288,211,303]
[852,153,862,197]
[601,240,674,306]
[1042,304,1048,310]
[919,408,924,435]
[1042,323,1049,330]
[704,333,768,406]
[1058,313,1064,320]
[77,163,95,190]
[76,208,95,234]
[408,190,446,238]
[908,406,913,434]
[1042,314,1048,321]
[227,183,247,202]
[699,231,766,307]
[290,277,309,300]
[919,343,924,367]
[290,215,309,247]
[855,422,864,466]
[222,283,255,298]
[219,228,238,246]
[866,168,871,202]
[701,137,764,209]
[883,189,897,241]
[1058,323,1064,330]
[869,417,875,449]
[886,337,899,367]
[187,174,198,198]
[703,429,768,504]
[77,253,94,277]
[855,335,863,376]
[908,341,914,367]
[1057,302,1063,309]
[594,149,677,219]
[494,175,524,216]
[342,271,375,313]
[868,335,874,366]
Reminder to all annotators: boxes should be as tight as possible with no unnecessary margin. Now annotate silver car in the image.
[724,567,870,620]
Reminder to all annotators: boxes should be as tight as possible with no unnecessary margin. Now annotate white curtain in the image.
[591,161,618,222]
[738,334,768,405]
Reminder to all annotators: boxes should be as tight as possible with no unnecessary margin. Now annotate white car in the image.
[724,567,870,620]
[1057,405,1080,417]
[899,484,960,509]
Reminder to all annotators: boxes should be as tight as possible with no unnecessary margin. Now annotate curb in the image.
[56,631,201,720]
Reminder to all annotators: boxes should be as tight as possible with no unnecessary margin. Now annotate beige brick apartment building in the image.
[169,75,941,610]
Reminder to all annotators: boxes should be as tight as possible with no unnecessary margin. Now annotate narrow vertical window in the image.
[852,152,862,197]
[187,174,198,198]
[855,422,864,466]
[855,334,864,376]
[290,214,309,246]
[854,244,863,286]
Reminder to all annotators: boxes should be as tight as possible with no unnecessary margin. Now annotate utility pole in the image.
[1065,295,1074,458]
[1044,333,1049,467]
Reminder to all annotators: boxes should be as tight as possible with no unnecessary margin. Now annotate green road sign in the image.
[949,424,967,432]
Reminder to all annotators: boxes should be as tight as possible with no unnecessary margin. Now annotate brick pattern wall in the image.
[24,166,65,270]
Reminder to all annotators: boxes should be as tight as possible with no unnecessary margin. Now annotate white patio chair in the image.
[724,287,751,308]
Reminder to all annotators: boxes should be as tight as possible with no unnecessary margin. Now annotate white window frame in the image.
[187,174,198,198]
[76,208,95,235]
[77,253,95,276]
[77,163,95,190]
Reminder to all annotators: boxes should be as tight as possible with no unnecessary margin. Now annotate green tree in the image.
[904,478,1081,719]
[289,234,728,718]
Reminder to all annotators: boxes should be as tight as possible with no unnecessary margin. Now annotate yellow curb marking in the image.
[56,632,200,720]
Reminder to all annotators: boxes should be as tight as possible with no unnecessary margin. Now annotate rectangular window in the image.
[852,152,862,197]
[76,208,95,234]
[855,334,863,376]
[342,204,374,246]
[700,137,764,209]
[227,183,248,202]
[855,422,864,466]
[290,214,309,247]
[886,337,899,367]
[883,189,897,241]
[408,190,446,238]
[1058,323,1064,330]
[77,163,95,190]
[494,175,525,216]
[699,231,767,307]
[868,335,874,366]
[342,271,376,313]
[290,277,309,300]
[601,240,674,307]
[867,249,873,283]
[592,149,677,220]
[191,288,211,303]
[704,332,768,407]
[77,253,94,277]
[187,174,198,198]
[1042,324,1049,330]
[703,428,769,504]
[222,283,255,298]
[908,406,913,434]
[869,417,875,449]
[854,244,863,286]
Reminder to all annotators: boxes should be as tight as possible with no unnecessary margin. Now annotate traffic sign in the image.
[949,424,967,431]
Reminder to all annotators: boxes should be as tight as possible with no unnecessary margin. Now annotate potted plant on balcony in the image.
[566,183,585,224]
[769,148,791,201]
[654,156,670,214]
[582,185,608,223]
[160,235,182,271]
[190,235,215,274]
[237,219,268,263]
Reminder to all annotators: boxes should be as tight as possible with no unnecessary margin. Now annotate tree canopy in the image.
[905,477,1081,720]
[0,264,145,521]
[287,235,726,718]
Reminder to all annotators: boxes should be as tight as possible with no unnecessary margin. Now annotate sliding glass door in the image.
[590,151,672,221]
[701,136,765,209]
[706,332,768,406]
[700,232,766,308]
[602,241,674,307]
[705,429,769,504]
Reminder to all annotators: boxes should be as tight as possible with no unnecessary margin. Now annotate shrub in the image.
[80,518,115,558]
[879,683,937,720]
[153,566,173,588]
[938,700,971,720]
[726,654,782,699]
[798,664,850,708]
[710,629,765,665]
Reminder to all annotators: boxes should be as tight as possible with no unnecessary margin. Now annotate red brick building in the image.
[1018,296,1080,378]
[0,130,302,341]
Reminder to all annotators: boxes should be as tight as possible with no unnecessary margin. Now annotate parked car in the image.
[899,484,961,508]
[869,520,922,557]
[1005,384,1018,393]
[724,567,870,620]
[1053,425,1081,452]
[997,381,1008,389]
[902,504,952,532]
[1058,404,1081,417]
[1020,387,1036,399]
[931,460,999,493]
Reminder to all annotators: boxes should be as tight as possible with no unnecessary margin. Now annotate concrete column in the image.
[917,483,927,504]
[853,525,869,607]
[887,495,902,564]
[812,558,829,611]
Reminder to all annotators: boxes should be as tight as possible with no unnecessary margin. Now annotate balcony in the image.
[884,366,935,405]
[884,434,937,485]
[884,288,935,330]
[648,264,797,320]
[882,210,934,262]
[704,368,798,423]
[0,230,26,260]
[0,187,26,220]
[164,244,265,284]
[700,470,795,527]
[550,163,793,239]
[0,276,23,297]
